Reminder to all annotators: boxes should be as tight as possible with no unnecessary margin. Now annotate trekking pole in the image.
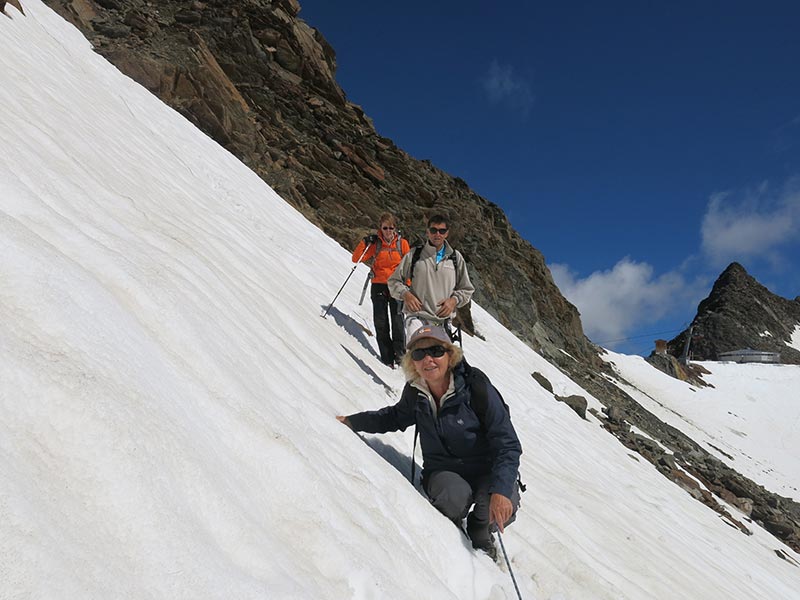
[358,271,373,306]
[321,242,373,318]
[497,531,523,600]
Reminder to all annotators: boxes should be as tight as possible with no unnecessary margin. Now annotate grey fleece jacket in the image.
[388,241,474,322]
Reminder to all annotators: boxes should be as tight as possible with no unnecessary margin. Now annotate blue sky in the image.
[298,1,800,354]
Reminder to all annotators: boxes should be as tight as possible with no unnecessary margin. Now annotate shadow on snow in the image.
[340,345,393,396]
[322,305,376,357]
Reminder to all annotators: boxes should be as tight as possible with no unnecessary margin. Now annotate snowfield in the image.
[2,2,799,599]
[789,324,800,352]
[603,352,800,501]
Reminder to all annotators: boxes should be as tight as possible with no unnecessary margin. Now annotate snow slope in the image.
[789,324,800,352]
[2,3,799,598]
[603,351,800,501]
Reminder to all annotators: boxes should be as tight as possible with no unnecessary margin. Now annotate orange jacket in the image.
[352,232,410,284]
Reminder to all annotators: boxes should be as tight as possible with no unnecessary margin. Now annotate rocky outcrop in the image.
[554,394,587,419]
[645,352,711,388]
[668,262,800,364]
[531,371,554,394]
[42,0,597,369]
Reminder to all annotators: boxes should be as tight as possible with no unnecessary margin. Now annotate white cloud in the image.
[701,182,800,267]
[480,60,534,116]
[550,258,701,345]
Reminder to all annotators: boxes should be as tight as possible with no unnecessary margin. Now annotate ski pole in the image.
[497,531,523,600]
[321,242,373,318]
[358,271,373,306]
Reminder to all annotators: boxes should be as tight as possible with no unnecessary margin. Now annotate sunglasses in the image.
[410,345,448,361]
[428,227,448,234]
[381,226,395,231]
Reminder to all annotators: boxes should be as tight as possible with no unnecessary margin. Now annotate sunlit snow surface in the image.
[2,3,800,599]
[603,352,800,501]
[789,324,800,352]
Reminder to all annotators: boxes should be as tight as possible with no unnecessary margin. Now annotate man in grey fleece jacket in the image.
[388,214,474,338]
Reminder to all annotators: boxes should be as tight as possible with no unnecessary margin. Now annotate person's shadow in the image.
[357,434,424,495]
[322,305,378,359]
[340,345,394,395]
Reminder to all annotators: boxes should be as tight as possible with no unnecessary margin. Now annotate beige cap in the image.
[406,325,451,349]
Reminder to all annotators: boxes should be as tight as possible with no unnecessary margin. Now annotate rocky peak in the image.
[710,261,759,294]
[668,263,800,364]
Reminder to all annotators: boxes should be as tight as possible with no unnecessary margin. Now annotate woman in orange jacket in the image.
[352,213,411,366]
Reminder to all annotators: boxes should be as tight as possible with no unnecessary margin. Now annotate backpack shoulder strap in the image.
[410,244,424,278]
[449,249,459,268]
[465,363,490,428]
[466,364,512,425]
[366,238,382,275]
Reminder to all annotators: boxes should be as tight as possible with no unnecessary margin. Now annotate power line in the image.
[595,325,688,346]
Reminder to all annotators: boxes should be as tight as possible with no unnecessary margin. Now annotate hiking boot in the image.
[473,538,498,561]
[451,516,467,535]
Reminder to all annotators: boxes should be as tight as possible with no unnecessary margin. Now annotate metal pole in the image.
[358,272,373,306]
[680,325,694,365]
[497,531,523,600]
[321,242,373,318]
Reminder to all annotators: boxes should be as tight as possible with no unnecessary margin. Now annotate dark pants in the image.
[371,283,404,365]
[425,471,520,548]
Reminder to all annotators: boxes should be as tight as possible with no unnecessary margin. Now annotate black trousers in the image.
[371,283,404,365]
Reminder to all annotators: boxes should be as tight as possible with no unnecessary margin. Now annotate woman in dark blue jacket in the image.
[337,325,522,558]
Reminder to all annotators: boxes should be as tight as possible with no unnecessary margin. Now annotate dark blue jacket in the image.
[347,363,522,499]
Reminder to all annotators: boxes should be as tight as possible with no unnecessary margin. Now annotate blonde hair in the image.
[401,341,463,381]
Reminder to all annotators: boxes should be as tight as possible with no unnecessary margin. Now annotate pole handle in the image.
[321,242,373,318]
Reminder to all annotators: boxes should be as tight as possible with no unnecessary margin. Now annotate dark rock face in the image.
[41,0,597,369]
[668,262,800,364]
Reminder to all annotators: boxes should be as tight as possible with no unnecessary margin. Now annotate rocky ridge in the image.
[668,262,800,364]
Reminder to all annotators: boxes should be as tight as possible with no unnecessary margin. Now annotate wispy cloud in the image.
[550,178,800,349]
[550,258,703,346]
[480,60,534,116]
[701,181,800,267]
